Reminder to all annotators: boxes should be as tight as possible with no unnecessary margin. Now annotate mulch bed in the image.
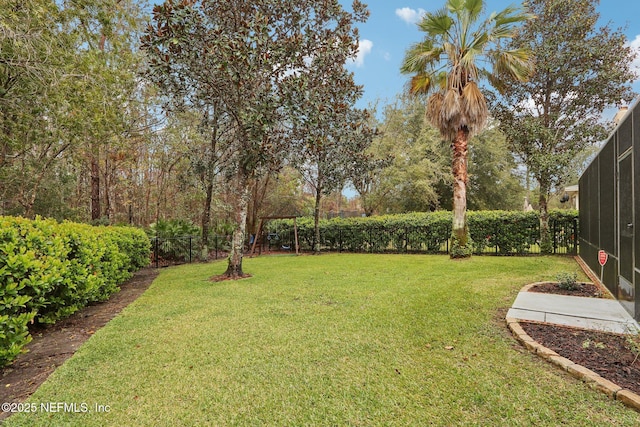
[0,268,158,420]
[520,281,640,396]
[521,321,640,395]
[528,282,606,298]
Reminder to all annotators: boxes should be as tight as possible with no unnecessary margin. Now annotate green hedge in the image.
[266,210,578,255]
[0,216,150,366]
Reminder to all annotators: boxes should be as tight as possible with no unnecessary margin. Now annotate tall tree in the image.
[0,0,72,216]
[491,0,637,253]
[143,0,368,277]
[352,96,446,215]
[291,62,374,253]
[66,0,145,222]
[358,96,523,215]
[400,0,534,257]
[347,100,387,217]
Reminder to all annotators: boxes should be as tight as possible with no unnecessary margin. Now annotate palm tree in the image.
[401,0,534,258]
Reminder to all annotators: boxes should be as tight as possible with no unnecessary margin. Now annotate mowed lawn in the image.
[6,254,640,426]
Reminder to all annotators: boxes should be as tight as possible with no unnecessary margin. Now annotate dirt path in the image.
[0,268,158,419]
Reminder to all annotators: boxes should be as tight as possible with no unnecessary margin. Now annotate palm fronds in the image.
[462,81,487,133]
[401,0,534,138]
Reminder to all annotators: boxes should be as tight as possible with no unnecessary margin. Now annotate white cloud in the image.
[348,39,373,68]
[395,7,426,25]
[627,34,640,76]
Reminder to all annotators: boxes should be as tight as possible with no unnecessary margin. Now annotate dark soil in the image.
[528,281,607,298]
[521,281,640,396]
[0,268,158,419]
[521,322,640,395]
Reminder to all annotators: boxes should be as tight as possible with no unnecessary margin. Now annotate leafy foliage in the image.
[268,210,578,255]
[0,216,149,366]
[491,0,638,253]
[0,0,146,219]
[556,272,579,291]
[142,0,370,276]
[147,219,201,262]
[355,97,525,214]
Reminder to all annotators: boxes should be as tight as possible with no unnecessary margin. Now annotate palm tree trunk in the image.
[451,127,472,258]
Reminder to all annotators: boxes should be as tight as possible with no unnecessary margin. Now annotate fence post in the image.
[154,237,159,268]
[189,237,192,263]
[573,219,579,255]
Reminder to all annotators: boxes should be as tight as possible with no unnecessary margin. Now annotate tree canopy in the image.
[356,95,524,215]
[142,0,369,276]
[491,0,637,253]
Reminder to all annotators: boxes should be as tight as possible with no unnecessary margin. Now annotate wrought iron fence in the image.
[270,218,578,256]
[152,217,578,266]
[150,235,231,268]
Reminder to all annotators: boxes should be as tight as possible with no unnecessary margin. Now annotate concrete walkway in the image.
[507,290,640,334]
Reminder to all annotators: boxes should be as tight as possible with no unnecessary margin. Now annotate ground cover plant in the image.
[5,255,640,426]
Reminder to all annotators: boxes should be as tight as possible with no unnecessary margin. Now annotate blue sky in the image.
[345,0,640,116]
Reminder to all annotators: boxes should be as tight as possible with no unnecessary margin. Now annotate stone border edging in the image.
[506,283,640,412]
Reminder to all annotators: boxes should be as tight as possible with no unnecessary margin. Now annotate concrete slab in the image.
[506,308,546,323]
[507,292,640,334]
[544,313,633,334]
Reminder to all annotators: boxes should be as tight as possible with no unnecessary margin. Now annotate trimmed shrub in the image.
[267,210,578,255]
[0,216,150,366]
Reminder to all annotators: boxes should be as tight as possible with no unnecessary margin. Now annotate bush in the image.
[267,210,578,255]
[468,211,539,254]
[147,219,201,262]
[0,216,150,366]
[556,272,579,291]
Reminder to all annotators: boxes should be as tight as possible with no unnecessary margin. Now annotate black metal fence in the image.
[151,218,578,267]
[150,235,231,268]
[266,218,578,256]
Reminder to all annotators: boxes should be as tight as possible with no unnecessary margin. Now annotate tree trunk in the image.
[364,202,374,217]
[90,146,101,222]
[201,177,214,254]
[203,107,220,252]
[224,168,250,278]
[538,182,552,254]
[155,166,163,225]
[103,153,111,221]
[312,176,323,255]
[450,127,471,258]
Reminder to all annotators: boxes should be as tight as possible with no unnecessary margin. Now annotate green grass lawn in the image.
[6,254,640,426]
